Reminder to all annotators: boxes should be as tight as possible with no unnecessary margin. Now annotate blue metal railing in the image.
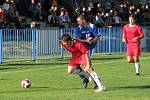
[1,29,33,63]
[0,27,149,63]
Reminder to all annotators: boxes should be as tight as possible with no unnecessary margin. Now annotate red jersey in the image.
[0,12,5,20]
[123,24,144,45]
[63,40,90,67]
[63,40,89,58]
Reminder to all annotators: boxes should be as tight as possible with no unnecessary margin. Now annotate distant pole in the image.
[108,26,112,55]
[0,30,3,64]
[60,29,64,59]
[32,29,36,61]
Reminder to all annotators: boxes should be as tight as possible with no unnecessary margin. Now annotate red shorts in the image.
[68,55,89,68]
[127,43,141,57]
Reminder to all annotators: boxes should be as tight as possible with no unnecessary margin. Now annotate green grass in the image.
[0,53,150,100]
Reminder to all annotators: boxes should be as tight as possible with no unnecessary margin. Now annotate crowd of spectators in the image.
[0,0,42,28]
[0,0,150,28]
[72,0,150,27]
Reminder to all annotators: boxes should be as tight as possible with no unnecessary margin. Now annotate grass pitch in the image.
[0,53,150,100]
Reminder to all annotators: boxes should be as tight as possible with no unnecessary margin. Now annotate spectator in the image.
[64,11,70,27]
[59,11,65,24]
[31,20,36,28]
[0,7,6,28]
[9,0,16,17]
[52,6,59,25]
[118,4,126,21]
[86,6,94,23]
[59,11,70,28]
[36,3,42,20]
[95,12,105,27]
[81,7,86,15]
[2,0,10,16]
[15,17,21,29]
[29,0,38,20]
[64,11,70,22]
[105,12,113,26]
[96,2,103,13]
[47,6,54,24]
[113,11,122,26]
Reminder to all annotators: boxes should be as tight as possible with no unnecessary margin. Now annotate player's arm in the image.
[122,26,127,43]
[89,36,100,44]
[76,38,91,43]
[88,25,101,44]
[137,26,144,40]
[122,33,127,43]
[132,35,144,41]
[59,40,65,48]
[132,26,144,41]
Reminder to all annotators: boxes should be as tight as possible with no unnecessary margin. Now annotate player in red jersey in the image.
[122,15,144,75]
[60,34,105,92]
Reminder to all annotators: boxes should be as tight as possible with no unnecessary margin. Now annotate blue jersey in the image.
[75,23,100,50]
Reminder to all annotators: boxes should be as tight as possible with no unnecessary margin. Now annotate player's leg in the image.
[67,66,77,74]
[77,66,97,89]
[133,46,141,75]
[89,49,95,57]
[127,44,134,63]
[127,56,134,63]
[76,66,89,88]
[133,56,140,75]
[84,67,105,92]
[89,49,98,89]
[68,66,89,88]
[76,66,88,80]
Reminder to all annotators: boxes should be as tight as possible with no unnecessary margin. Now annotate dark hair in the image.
[129,14,137,21]
[61,34,72,42]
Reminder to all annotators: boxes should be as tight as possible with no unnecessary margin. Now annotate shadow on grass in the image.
[0,62,68,67]
[92,57,124,61]
[110,85,150,91]
[0,78,7,80]
[0,67,19,71]
[0,86,83,93]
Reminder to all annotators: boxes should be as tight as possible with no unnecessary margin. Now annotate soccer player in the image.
[60,34,105,92]
[122,14,144,75]
[75,15,100,56]
[75,15,101,88]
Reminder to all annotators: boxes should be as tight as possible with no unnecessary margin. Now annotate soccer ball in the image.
[21,79,31,88]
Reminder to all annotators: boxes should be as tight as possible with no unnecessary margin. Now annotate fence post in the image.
[108,26,112,54]
[0,30,2,64]
[119,28,123,53]
[32,29,36,61]
[60,29,64,59]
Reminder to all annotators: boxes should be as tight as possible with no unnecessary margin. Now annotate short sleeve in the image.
[137,26,144,37]
[92,25,100,37]
[123,25,126,36]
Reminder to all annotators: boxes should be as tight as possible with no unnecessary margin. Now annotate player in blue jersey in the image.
[75,15,101,89]
[75,15,101,56]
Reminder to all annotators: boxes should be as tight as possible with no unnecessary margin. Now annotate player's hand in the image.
[85,37,93,44]
[132,37,139,42]
[59,40,64,48]
[122,38,126,43]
